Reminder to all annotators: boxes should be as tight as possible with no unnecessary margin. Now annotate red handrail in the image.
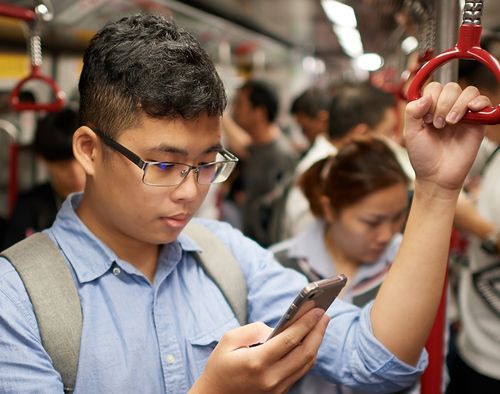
[407,24,500,125]
[9,65,65,112]
[0,3,65,113]
[0,3,35,21]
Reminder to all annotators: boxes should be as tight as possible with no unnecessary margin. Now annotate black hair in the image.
[300,136,408,217]
[33,107,79,161]
[327,82,396,140]
[240,80,279,123]
[290,87,331,117]
[78,14,227,137]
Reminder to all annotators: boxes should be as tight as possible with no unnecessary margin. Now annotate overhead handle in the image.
[407,20,499,125]
[0,2,65,112]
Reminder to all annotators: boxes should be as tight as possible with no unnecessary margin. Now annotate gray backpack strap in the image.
[1,233,82,393]
[183,222,247,325]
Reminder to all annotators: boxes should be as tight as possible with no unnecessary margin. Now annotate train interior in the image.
[0,0,499,392]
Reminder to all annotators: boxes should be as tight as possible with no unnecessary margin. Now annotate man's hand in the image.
[190,308,330,394]
[404,82,491,197]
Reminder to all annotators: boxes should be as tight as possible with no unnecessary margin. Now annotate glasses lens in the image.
[144,162,189,186]
[197,161,236,184]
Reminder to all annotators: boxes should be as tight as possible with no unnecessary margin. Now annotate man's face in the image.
[86,113,221,246]
[372,107,398,139]
[45,159,86,199]
[232,88,255,131]
[295,111,328,144]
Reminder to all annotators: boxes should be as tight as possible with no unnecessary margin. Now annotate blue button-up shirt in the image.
[0,193,426,393]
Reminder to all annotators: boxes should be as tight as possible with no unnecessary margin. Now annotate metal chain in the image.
[29,3,51,67]
[30,31,42,66]
[463,0,484,25]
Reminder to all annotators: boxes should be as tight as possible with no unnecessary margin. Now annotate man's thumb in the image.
[405,95,432,130]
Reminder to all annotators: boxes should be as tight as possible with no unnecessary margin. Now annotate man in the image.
[1,107,85,248]
[289,86,331,152]
[0,14,491,393]
[231,80,298,246]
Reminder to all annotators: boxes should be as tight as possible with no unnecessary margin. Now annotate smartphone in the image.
[266,274,347,341]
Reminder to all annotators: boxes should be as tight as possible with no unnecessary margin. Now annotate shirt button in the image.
[165,354,176,364]
[112,267,121,276]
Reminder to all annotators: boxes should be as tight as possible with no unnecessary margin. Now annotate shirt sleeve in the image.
[199,220,428,392]
[0,257,64,393]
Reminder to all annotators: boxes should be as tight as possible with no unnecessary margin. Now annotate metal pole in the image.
[421,4,460,393]
[434,0,460,83]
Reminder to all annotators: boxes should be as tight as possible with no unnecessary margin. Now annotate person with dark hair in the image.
[1,107,85,248]
[230,79,298,246]
[0,13,493,394]
[282,82,412,240]
[445,34,500,393]
[272,136,410,393]
[290,86,331,148]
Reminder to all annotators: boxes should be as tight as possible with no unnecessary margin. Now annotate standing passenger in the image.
[282,82,408,239]
[232,80,298,246]
[272,137,410,393]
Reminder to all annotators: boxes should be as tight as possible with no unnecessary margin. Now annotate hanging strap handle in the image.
[0,3,65,112]
[407,1,500,125]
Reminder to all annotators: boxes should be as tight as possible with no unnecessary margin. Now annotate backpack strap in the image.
[0,232,81,394]
[183,222,248,326]
[0,222,247,393]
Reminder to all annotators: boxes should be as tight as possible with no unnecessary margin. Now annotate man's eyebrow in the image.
[145,143,223,156]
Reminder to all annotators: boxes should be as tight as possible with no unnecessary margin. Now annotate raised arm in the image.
[370,82,491,365]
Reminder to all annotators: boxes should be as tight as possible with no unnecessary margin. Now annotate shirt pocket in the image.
[187,315,240,377]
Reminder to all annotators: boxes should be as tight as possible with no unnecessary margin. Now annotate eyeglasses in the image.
[93,128,238,187]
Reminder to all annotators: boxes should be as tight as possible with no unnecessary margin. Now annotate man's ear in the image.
[350,123,370,136]
[73,126,99,176]
[320,195,336,224]
[317,109,329,123]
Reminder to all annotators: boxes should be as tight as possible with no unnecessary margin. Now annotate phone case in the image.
[267,274,347,341]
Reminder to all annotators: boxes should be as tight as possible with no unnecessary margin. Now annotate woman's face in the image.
[326,183,408,265]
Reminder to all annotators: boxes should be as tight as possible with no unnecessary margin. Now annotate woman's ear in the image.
[320,195,336,224]
[73,126,99,176]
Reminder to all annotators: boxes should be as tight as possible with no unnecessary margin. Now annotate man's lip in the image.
[160,214,190,222]
[159,214,190,229]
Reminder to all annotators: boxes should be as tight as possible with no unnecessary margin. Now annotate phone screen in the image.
[266,274,347,341]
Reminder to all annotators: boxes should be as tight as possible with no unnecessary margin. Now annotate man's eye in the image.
[157,163,176,171]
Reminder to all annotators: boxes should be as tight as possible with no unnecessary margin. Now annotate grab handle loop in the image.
[407,1,499,125]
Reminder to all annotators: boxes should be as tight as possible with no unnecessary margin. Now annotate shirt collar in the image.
[288,220,336,278]
[49,192,200,284]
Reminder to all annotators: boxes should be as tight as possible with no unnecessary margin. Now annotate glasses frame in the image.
[92,128,238,187]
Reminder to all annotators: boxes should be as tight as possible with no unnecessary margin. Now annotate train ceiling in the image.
[0,0,499,72]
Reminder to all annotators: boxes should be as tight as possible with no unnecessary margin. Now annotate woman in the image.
[273,136,409,305]
[271,136,413,393]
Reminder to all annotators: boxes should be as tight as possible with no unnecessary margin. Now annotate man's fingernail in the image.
[446,111,459,123]
[469,98,482,107]
[434,116,445,129]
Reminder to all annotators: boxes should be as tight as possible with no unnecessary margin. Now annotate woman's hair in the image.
[300,136,408,217]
